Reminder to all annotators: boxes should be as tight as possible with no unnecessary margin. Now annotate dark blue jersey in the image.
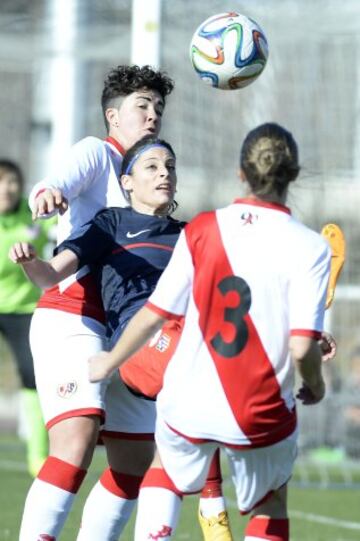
[57,207,186,345]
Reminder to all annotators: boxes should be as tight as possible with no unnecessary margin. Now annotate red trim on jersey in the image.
[290,329,322,339]
[167,422,296,450]
[105,136,126,156]
[100,468,142,499]
[37,273,106,323]
[146,301,184,321]
[112,242,174,255]
[34,188,47,199]
[233,197,291,215]
[100,430,154,440]
[184,211,296,447]
[244,516,289,540]
[141,467,183,497]
[46,408,105,430]
[38,456,87,493]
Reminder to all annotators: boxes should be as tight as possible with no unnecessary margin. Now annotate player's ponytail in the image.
[240,123,300,197]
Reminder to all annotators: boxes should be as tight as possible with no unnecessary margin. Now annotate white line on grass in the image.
[1,461,360,535]
[227,499,360,531]
[289,510,360,531]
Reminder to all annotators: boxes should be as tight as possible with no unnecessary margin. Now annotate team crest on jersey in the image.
[148,525,172,539]
[57,381,77,398]
[241,211,258,225]
[155,333,171,353]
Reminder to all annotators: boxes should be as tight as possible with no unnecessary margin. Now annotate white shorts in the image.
[155,415,298,513]
[31,308,155,436]
[30,308,107,429]
[102,375,156,436]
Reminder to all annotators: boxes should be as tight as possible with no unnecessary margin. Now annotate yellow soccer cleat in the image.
[321,223,346,309]
[198,508,233,541]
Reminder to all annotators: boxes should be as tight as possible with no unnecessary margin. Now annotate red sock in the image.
[19,456,87,540]
[38,456,87,493]
[201,449,223,498]
[100,468,143,499]
[141,467,183,498]
[244,517,289,541]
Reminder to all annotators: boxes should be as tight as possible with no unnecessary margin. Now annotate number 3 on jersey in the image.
[210,275,252,358]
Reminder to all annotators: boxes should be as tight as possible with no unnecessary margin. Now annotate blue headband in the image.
[123,143,170,176]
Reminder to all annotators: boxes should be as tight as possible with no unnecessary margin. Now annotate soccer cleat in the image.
[198,508,233,541]
[321,223,346,309]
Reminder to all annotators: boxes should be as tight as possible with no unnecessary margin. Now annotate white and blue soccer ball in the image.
[189,12,269,90]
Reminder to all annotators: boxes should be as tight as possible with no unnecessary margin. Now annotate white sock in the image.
[76,480,136,540]
[19,478,75,540]
[135,487,182,541]
[199,495,227,518]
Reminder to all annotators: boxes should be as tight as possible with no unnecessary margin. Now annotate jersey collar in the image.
[105,136,126,157]
[233,197,291,215]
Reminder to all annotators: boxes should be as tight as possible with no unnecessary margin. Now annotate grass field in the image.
[1,433,360,541]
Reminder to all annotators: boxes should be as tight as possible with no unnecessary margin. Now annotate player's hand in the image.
[318,331,337,363]
[88,351,116,382]
[9,242,37,264]
[33,188,68,219]
[296,380,325,405]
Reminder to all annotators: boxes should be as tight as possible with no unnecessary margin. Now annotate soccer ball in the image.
[189,12,269,90]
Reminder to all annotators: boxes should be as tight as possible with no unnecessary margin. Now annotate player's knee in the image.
[49,416,99,468]
[106,439,155,475]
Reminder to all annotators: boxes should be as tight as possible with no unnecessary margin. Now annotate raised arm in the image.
[30,188,68,220]
[9,243,79,290]
[28,137,101,219]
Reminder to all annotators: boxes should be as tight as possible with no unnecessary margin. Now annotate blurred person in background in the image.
[0,159,53,477]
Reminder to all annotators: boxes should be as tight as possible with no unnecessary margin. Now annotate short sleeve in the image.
[147,230,194,319]
[289,238,331,338]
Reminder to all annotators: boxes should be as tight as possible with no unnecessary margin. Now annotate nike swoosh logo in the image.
[126,229,151,238]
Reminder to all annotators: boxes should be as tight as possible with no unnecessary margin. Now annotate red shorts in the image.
[119,318,184,399]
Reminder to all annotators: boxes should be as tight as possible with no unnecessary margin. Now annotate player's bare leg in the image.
[76,437,155,540]
[198,449,233,541]
[19,415,100,541]
[244,485,289,541]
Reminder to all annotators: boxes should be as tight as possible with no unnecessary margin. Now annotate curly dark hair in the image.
[101,65,174,128]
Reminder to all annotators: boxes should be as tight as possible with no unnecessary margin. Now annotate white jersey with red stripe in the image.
[148,198,331,448]
[28,136,127,321]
